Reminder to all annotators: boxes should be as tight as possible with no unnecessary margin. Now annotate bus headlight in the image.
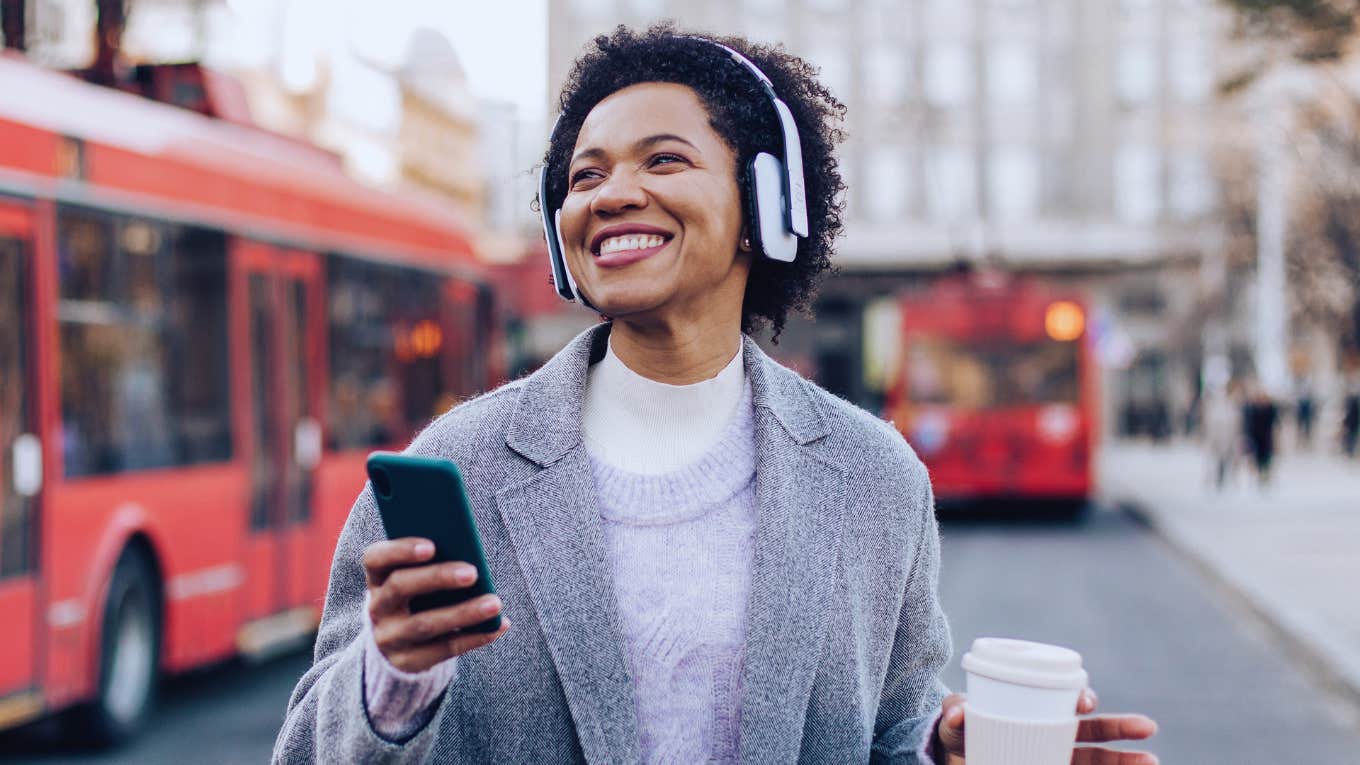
[1045,301,1085,342]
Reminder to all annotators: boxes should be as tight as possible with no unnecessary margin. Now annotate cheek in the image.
[557,199,592,256]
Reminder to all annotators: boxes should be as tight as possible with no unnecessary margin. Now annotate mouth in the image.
[590,231,674,268]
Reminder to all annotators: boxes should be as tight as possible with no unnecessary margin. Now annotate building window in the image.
[1169,40,1213,103]
[742,13,789,45]
[1115,145,1162,223]
[626,0,664,17]
[58,209,232,477]
[926,43,974,107]
[1169,150,1216,219]
[808,46,852,101]
[1119,0,1157,19]
[927,146,978,221]
[988,42,1038,104]
[865,47,911,106]
[1116,44,1159,107]
[570,0,615,15]
[926,0,973,27]
[989,147,1040,222]
[865,146,912,222]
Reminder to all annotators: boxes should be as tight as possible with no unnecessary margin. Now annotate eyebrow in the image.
[570,133,700,166]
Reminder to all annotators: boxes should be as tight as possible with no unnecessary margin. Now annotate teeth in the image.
[598,234,665,255]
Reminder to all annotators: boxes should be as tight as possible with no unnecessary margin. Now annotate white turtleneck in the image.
[581,337,747,474]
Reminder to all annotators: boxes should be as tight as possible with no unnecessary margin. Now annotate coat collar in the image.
[497,321,846,764]
[504,322,830,467]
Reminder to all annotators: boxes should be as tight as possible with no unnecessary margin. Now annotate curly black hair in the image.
[540,23,846,339]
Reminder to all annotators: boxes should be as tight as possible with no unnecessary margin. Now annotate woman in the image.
[274,26,1157,764]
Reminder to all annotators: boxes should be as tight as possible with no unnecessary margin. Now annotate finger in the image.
[375,594,504,651]
[1077,715,1158,743]
[936,693,967,755]
[370,562,478,617]
[362,538,435,587]
[386,618,512,673]
[1077,688,1098,714]
[1071,746,1159,765]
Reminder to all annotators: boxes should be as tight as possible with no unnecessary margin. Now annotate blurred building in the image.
[549,0,1230,434]
[397,29,485,221]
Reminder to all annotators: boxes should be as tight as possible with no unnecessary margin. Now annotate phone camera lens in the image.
[370,466,393,500]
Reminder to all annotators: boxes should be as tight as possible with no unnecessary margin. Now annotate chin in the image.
[580,281,671,318]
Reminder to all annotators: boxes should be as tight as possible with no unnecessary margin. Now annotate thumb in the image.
[937,697,967,754]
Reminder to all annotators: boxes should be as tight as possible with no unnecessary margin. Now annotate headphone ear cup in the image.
[740,156,764,257]
[748,152,798,263]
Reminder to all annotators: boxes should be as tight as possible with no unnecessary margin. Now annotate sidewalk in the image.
[1099,440,1360,706]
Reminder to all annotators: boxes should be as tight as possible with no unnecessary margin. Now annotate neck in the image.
[607,318,743,385]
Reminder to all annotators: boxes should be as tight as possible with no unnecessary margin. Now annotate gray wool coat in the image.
[273,323,952,764]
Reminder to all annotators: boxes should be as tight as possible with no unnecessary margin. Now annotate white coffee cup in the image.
[961,638,1088,765]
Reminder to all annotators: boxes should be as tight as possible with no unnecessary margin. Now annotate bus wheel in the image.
[80,547,161,746]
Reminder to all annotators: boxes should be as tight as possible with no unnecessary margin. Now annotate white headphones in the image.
[538,37,809,304]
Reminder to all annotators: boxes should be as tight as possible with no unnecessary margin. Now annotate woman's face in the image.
[559,82,750,326]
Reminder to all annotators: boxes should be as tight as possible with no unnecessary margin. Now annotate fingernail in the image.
[413,541,434,557]
[456,565,477,583]
[480,596,502,616]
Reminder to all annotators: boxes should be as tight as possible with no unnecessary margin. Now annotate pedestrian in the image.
[1202,381,1239,490]
[1343,373,1360,458]
[1294,374,1316,449]
[273,26,1157,764]
[1243,382,1280,486]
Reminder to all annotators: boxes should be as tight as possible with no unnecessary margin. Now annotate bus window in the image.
[0,232,34,576]
[326,256,453,451]
[1004,341,1079,405]
[57,209,231,477]
[904,338,1078,409]
[905,337,994,409]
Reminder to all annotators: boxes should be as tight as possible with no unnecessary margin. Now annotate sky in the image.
[208,0,549,119]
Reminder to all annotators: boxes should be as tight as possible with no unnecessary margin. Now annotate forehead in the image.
[573,82,722,155]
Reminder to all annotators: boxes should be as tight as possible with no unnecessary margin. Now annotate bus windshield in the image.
[904,337,1079,409]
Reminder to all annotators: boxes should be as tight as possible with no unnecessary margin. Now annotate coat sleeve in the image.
[870,458,953,764]
[271,485,451,764]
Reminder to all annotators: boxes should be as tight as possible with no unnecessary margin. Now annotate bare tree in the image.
[1217,0,1360,361]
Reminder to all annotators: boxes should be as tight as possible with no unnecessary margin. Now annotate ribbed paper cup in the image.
[963,704,1081,765]
[962,638,1088,765]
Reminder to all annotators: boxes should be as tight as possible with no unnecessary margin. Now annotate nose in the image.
[589,169,648,216]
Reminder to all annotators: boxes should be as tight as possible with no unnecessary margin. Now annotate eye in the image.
[649,153,686,168]
[569,168,602,188]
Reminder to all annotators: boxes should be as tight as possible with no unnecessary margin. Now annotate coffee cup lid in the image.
[961,637,1088,690]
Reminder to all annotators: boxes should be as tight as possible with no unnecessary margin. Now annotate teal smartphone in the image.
[365,452,501,633]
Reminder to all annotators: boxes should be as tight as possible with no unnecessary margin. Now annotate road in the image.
[4,508,1358,763]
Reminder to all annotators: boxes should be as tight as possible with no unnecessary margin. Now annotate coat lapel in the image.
[739,339,849,764]
[496,324,641,765]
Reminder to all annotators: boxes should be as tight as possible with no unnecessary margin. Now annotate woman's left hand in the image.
[934,688,1159,764]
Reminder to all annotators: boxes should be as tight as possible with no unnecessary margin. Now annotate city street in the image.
[4,508,1357,763]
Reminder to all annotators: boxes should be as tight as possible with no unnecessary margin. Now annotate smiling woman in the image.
[540,24,846,344]
[274,23,1158,765]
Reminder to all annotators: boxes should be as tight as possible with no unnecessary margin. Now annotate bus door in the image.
[0,202,42,717]
[240,244,323,625]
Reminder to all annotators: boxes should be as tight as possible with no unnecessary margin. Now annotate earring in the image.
[741,236,752,251]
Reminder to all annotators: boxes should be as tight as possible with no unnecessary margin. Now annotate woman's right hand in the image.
[362,537,511,673]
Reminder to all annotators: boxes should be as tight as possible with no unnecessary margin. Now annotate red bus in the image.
[884,273,1097,512]
[0,55,501,741]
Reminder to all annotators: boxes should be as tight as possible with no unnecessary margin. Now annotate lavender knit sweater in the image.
[590,382,756,763]
[364,344,760,765]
